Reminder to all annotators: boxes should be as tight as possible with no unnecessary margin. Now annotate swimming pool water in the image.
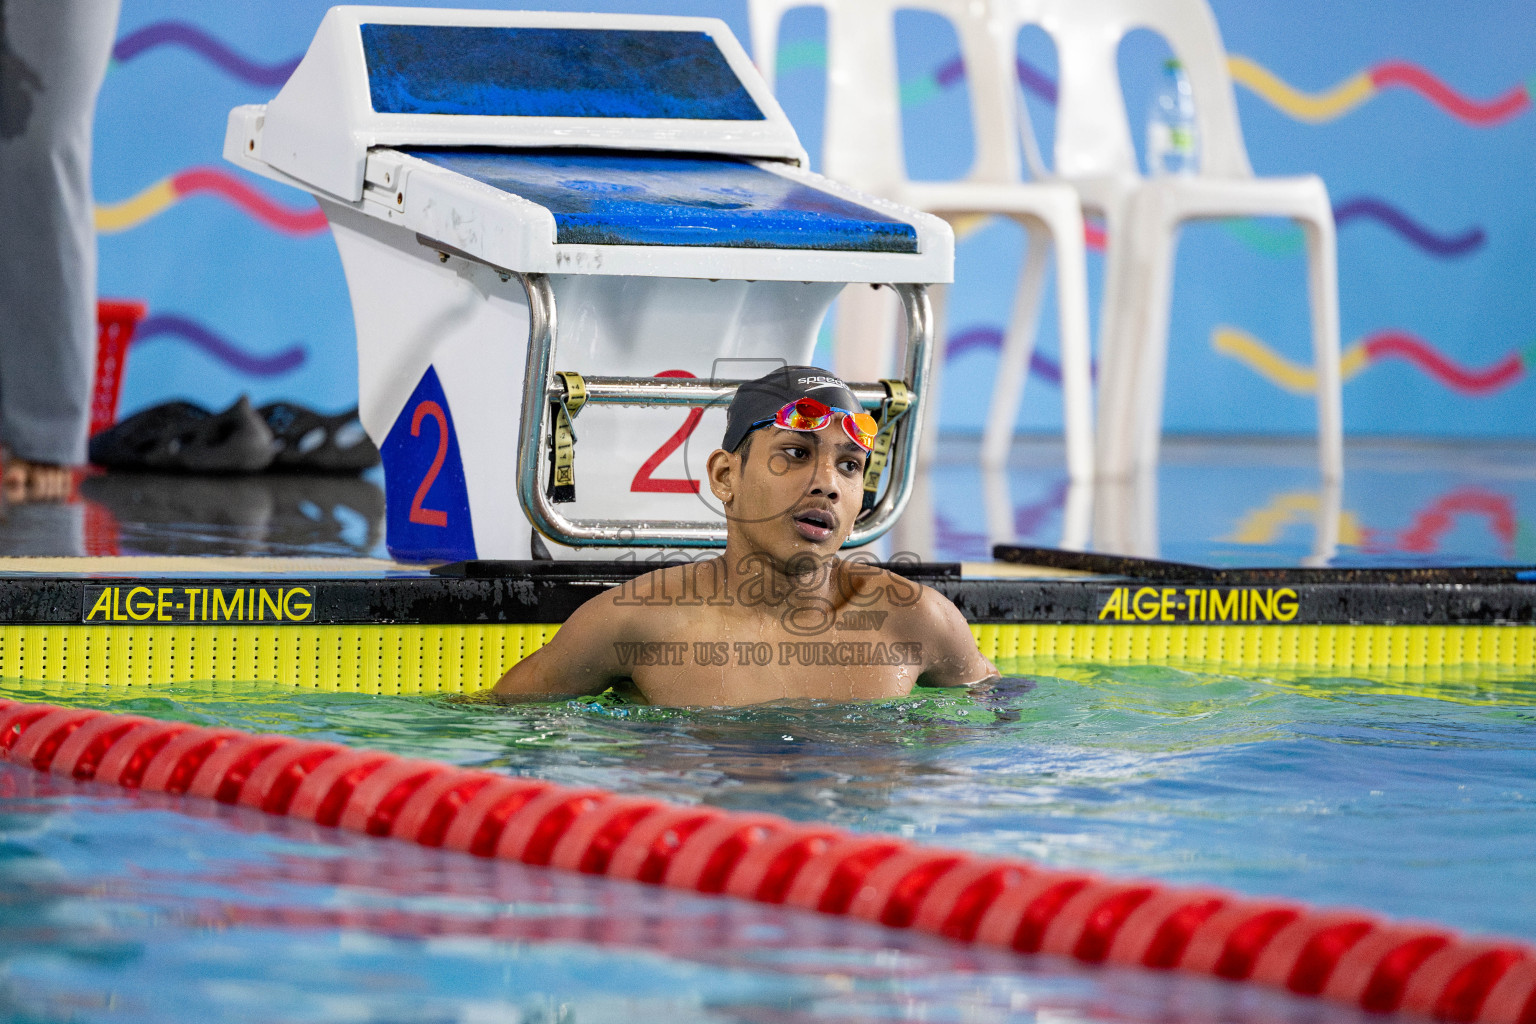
[2,660,1532,1021]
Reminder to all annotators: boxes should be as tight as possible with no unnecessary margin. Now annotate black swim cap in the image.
[721,365,862,454]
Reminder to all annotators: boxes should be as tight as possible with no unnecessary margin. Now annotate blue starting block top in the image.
[363,24,765,122]
[404,149,920,254]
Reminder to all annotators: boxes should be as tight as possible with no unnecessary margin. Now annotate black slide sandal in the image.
[259,403,379,474]
[89,398,275,474]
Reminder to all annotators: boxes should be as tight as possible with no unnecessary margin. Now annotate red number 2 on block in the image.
[409,400,450,526]
[631,369,702,494]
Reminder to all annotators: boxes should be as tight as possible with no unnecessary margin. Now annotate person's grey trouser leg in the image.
[0,0,120,465]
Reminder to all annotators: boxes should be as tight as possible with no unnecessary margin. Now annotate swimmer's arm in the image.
[910,586,1000,689]
[492,590,632,699]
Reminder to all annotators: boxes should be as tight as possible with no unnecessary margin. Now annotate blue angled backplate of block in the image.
[405,149,920,254]
[362,24,764,121]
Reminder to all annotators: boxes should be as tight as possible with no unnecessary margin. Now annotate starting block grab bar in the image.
[513,272,935,549]
[542,376,905,410]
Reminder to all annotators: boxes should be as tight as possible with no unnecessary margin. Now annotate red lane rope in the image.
[5,697,1533,1022]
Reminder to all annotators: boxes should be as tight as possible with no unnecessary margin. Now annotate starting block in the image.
[225,6,952,560]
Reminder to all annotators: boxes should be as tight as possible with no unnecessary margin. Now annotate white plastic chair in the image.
[996,0,1342,482]
[749,0,1094,481]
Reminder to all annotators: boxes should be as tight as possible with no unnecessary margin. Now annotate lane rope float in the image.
[3,697,1534,1023]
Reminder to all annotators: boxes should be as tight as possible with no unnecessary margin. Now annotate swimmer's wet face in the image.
[708,365,871,565]
[706,421,866,563]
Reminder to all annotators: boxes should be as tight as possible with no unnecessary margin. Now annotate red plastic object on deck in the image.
[92,300,148,437]
[3,696,1533,1023]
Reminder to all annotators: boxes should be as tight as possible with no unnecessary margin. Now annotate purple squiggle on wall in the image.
[112,21,301,88]
[946,327,1099,385]
[135,315,306,376]
[1332,197,1485,257]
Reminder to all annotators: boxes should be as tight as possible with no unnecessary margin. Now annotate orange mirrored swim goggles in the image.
[756,397,879,452]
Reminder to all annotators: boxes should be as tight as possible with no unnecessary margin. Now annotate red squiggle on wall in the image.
[1364,333,1526,395]
[96,166,328,235]
[1368,61,1531,126]
[172,168,328,233]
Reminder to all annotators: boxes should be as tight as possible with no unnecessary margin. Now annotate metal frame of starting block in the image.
[224,6,952,558]
[513,272,933,547]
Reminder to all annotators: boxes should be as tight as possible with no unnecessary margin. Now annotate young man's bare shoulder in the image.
[561,577,638,637]
[856,574,994,686]
[843,570,972,644]
[832,559,925,609]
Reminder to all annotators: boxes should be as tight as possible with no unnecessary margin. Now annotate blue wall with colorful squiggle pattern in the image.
[96,1,1536,437]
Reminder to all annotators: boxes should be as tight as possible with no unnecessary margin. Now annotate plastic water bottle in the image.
[1146,59,1199,175]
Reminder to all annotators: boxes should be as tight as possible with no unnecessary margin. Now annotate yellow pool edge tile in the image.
[0,623,1530,698]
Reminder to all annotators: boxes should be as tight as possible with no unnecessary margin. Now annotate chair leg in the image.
[1129,218,1180,476]
[1306,477,1342,567]
[1096,192,1177,479]
[833,281,901,382]
[1091,463,1158,557]
[1093,207,1145,480]
[1300,215,1344,484]
[1095,203,1124,363]
[981,463,1014,550]
[889,447,934,560]
[1053,211,1095,483]
[1061,476,1093,551]
[980,222,1049,469]
[1089,200,1124,470]
[1092,328,1136,479]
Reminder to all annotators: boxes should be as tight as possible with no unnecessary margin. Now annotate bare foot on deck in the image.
[2,456,73,503]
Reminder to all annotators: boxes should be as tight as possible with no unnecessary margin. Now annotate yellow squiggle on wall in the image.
[1226,57,1376,123]
[95,178,179,234]
[1212,327,1371,394]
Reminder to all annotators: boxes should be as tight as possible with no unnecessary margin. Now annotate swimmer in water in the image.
[494,366,999,706]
